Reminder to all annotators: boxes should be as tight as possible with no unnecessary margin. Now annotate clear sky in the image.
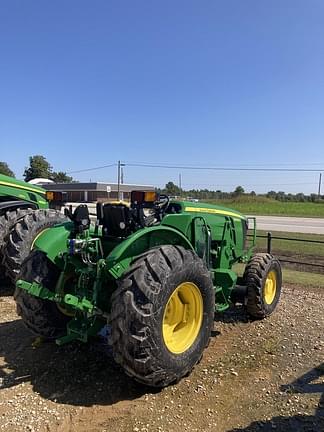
[1,0,323,194]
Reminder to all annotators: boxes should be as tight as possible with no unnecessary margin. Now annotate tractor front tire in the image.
[244,253,282,319]
[4,209,67,283]
[15,250,70,339]
[109,245,214,387]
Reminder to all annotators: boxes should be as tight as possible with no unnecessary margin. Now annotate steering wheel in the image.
[156,194,170,212]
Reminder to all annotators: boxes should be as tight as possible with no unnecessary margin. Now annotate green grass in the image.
[203,196,324,217]
[282,268,324,288]
[254,230,324,258]
[253,230,324,284]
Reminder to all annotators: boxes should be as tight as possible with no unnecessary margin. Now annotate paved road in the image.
[249,215,324,235]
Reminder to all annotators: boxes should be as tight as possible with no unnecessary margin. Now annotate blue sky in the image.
[1,0,323,193]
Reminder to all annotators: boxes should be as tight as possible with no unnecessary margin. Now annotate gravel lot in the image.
[0,283,323,432]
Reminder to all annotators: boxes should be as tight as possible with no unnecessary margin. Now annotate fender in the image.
[107,225,194,279]
[33,221,73,266]
[0,200,38,212]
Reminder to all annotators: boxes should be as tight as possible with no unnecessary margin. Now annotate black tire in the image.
[109,245,214,387]
[4,209,67,283]
[0,208,33,274]
[244,253,282,319]
[14,250,70,339]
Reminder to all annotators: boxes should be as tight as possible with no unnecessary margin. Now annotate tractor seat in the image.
[100,203,131,237]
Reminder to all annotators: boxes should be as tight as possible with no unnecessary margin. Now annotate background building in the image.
[42,182,154,202]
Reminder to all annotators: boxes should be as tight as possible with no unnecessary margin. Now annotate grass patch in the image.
[282,268,324,288]
[263,336,282,355]
[253,230,324,258]
[203,196,324,217]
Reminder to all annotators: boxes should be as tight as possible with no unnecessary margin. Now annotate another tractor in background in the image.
[0,174,66,289]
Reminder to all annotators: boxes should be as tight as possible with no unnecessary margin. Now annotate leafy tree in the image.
[164,181,181,196]
[276,191,286,201]
[24,155,53,181]
[295,193,305,202]
[267,191,277,199]
[0,161,15,177]
[233,185,245,196]
[51,171,73,183]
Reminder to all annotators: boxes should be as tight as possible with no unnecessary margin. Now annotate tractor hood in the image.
[0,174,46,196]
[173,200,246,221]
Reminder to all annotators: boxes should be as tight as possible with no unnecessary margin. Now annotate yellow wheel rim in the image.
[162,282,203,354]
[264,270,277,305]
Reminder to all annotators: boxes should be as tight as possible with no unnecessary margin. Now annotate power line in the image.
[125,161,323,168]
[64,160,324,175]
[182,182,317,187]
[64,160,324,178]
[125,162,324,173]
[125,160,324,168]
[67,163,116,174]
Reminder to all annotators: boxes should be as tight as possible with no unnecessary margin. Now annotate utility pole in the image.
[117,161,125,201]
[179,173,182,196]
[318,173,322,198]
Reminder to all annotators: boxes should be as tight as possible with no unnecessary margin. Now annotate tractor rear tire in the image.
[14,250,70,339]
[244,253,282,319]
[0,208,34,249]
[4,209,67,283]
[109,245,214,387]
[0,209,33,268]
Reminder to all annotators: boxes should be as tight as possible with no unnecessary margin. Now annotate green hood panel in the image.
[174,200,246,221]
[0,174,48,208]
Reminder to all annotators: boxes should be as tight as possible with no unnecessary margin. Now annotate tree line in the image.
[159,181,323,203]
[0,156,74,183]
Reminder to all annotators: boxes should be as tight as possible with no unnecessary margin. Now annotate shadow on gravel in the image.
[214,304,249,327]
[230,364,324,432]
[0,304,249,409]
[0,319,156,407]
[0,277,14,296]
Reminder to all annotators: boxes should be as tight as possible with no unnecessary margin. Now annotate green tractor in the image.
[0,174,66,286]
[15,191,282,387]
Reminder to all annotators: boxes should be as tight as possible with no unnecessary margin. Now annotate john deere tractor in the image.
[15,192,282,387]
[0,174,66,287]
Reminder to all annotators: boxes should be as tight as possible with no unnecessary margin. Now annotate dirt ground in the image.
[0,283,323,432]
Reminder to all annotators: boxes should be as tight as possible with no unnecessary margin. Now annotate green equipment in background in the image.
[0,174,66,286]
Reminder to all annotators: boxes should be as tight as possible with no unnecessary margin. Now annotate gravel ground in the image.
[0,283,323,432]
